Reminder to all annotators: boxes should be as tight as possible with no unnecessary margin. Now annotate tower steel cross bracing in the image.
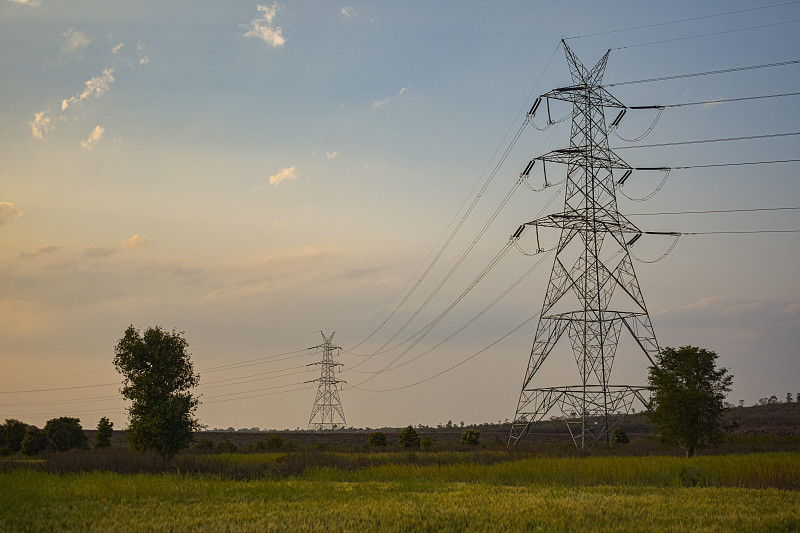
[307,331,347,430]
[509,41,658,448]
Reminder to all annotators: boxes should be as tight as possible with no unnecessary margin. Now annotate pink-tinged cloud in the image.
[269,166,297,186]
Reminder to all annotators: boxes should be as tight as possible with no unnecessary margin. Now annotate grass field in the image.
[2,452,799,532]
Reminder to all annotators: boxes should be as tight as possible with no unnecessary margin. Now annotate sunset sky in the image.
[1,0,799,432]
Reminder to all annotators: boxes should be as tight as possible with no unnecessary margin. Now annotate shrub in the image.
[215,439,237,453]
[461,429,480,446]
[421,436,432,449]
[95,417,113,449]
[21,426,48,456]
[44,417,88,452]
[609,427,629,447]
[398,426,420,448]
[255,433,291,451]
[195,438,215,451]
[368,431,387,447]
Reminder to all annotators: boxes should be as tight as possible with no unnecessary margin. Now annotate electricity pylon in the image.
[307,331,347,430]
[509,41,658,448]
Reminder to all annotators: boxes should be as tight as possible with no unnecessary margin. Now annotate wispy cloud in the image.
[341,6,355,17]
[269,166,297,186]
[372,87,410,110]
[112,42,124,55]
[82,234,152,258]
[703,99,724,109]
[80,125,105,149]
[7,0,41,6]
[60,28,91,56]
[136,41,149,65]
[29,111,54,140]
[20,245,62,260]
[62,67,115,111]
[243,4,286,48]
[0,202,24,226]
[122,234,152,249]
[324,151,338,159]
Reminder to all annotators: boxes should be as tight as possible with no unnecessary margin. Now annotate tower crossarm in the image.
[523,213,642,234]
[537,147,630,170]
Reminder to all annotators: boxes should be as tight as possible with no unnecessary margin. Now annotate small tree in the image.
[21,426,48,456]
[420,436,432,449]
[460,429,480,445]
[368,431,387,447]
[398,425,420,448]
[787,392,793,404]
[114,325,201,456]
[95,417,114,449]
[609,427,629,447]
[44,417,88,452]
[3,419,30,453]
[647,346,733,457]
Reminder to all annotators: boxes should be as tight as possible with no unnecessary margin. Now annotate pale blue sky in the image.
[1,0,799,431]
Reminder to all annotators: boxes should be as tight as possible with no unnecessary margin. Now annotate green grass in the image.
[1,453,799,532]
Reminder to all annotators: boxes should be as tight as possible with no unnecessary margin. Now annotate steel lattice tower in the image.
[307,331,347,430]
[509,41,659,448]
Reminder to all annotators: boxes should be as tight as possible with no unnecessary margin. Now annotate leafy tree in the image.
[95,417,114,449]
[398,425,420,448]
[787,392,793,404]
[609,427,629,447]
[646,346,733,457]
[0,424,8,456]
[420,436,432,449]
[44,417,88,452]
[21,426,48,456]
[3,419,30,453]
[368,431,387,447]
[460,429,480,445]
[114,325,201,456]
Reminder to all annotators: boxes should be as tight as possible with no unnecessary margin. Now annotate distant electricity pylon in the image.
[509,41,658,448]
[307,331,347,430]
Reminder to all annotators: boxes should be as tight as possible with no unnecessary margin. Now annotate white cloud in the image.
[325,151,338,159]
[269,166,297,186]
[80,125,105,149]
[7,0,41,6]
[243,4,286,48]
[341,6,355,17]
[62,67,115,111]
[60,28,91,55]
[20,244,62,260]
[83,234,152,258]
[0,202,24,226]
[29,111,53,139]
[371,87,410,110]
[112,42,124,55]
[703,99,723,109]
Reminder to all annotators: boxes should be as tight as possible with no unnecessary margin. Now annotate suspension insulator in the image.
[511,225,526,240]
[626,233,642,246]
[528,97,542,118]
[520,159,536,177]
[618,169,632,186]
[610,108,627,127]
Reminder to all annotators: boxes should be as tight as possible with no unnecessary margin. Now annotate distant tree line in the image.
[0,417,114,456]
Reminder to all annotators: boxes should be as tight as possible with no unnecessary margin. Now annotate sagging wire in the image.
[511,223,556,256]
[617,168,671,202]
[611,107,664,142]
[628,233,682,264]
[520,157,568,192]
[528,96,572,131]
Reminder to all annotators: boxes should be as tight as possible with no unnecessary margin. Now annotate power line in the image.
[629,206,800,216]
[565,1,800,39]
[667,158,800,169]
[346,42,564,353]
[614,132,800,150]
[624,92,800,111]
[613,19,800,50]
[606,59,800,87]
